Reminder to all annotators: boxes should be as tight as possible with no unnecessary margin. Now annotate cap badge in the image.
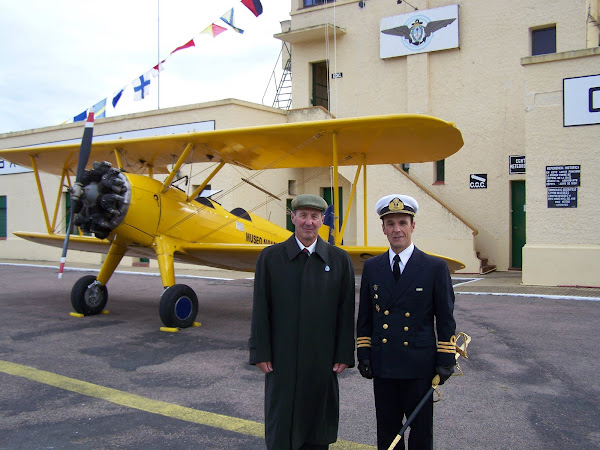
[389,198,404,212]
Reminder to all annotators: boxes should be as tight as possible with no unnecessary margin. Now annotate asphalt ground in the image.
[1,262,599,449]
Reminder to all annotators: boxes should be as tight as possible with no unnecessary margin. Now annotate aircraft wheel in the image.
[159,284,198,328]
[71,275,108,315]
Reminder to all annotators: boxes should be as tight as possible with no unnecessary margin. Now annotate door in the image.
[511,180,526,269]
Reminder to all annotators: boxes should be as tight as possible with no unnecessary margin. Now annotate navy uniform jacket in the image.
[356,246,456,379]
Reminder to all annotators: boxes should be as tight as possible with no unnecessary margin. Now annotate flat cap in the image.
[291,194,328,212]
[376,194,418,218]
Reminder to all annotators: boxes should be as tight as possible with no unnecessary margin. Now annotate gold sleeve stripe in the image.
[357,343,371,348]
[438,348,456,354]
[357,337,371,342]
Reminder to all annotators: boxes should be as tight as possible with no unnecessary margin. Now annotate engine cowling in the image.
[72,161,131,239]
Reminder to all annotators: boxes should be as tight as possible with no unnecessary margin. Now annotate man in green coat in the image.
[249,194,356,450]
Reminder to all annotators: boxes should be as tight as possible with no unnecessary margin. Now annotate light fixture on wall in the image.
[358,0,366,8]
[397,0,418,10]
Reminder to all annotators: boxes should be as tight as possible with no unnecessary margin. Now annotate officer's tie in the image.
[393,254,401,282]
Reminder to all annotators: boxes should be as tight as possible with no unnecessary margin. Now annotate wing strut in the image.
[187,161,225,202]
[30,155,52,234]
[339,164,363,243]
[332,132,341,246]
[162,143,193,193]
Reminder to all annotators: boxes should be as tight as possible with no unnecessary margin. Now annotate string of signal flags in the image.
[72,0,263,123]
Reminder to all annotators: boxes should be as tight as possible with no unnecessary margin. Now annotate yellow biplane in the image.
[0,114,464,328]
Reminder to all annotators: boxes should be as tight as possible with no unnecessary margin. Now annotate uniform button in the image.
[374,294,379,299]
[404,326,409,332]
[383,324,388,330]
[384,310,389,315]
[403,341,408,346]
[405,312,410,318]
[382,338,388,344]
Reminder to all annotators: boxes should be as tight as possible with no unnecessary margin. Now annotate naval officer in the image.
[356,194,456,449]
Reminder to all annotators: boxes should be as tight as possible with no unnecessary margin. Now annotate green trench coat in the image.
[249,236,356,449]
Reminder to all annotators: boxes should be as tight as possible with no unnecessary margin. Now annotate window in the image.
[311,61,329,109]
[304,0,334,7]
[435,160,445,184]
[0,196,6,239]
[288,180,297,195]
[532,26,556,56]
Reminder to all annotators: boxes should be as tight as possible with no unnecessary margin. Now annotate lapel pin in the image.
[325,265,330,272]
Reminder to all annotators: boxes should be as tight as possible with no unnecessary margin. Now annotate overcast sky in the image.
[0,0,291,134]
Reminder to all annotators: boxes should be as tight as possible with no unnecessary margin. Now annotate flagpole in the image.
[157,0,160,110]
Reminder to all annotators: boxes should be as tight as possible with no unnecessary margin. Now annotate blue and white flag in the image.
[133,72,152,101]
[221,8,244,34]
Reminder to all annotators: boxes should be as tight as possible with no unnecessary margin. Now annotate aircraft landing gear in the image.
[159,284,198,328]
[71,275,108,315]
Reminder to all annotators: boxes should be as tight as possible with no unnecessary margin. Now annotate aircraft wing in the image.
[0,114,463,175]
[14,232,465,273]
[177,242,466,274]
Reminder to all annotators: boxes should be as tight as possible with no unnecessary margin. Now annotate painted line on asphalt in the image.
[456,291,600,302]
[0,360,374,449]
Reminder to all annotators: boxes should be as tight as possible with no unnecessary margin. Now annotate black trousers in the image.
[373,377,433,450]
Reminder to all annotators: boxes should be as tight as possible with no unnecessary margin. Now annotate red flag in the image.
[241,0,263,17]
[171,39,195,55]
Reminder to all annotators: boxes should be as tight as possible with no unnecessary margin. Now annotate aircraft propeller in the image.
[58,111,95,278]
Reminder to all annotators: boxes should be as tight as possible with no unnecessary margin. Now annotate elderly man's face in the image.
[291,207,324,247]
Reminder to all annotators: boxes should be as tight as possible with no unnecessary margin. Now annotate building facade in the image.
[1,0,599,286]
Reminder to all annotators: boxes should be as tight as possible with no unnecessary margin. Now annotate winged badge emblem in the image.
[382,17,456,46]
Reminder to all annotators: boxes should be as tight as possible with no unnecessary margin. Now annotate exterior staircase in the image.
[477,252,497,274]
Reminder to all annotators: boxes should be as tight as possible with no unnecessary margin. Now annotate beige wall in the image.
[277,0,600,284]
[522,49,600,286]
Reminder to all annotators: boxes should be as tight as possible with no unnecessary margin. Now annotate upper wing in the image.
[0,114,463,175]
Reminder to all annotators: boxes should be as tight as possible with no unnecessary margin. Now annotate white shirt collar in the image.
[295,236,317,254]
[388,243,414,273]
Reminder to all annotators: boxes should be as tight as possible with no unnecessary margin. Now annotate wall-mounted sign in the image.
[563,74,600,126]
[545,165,581,187]
[548,188,578,208]
[331,72,343,79]
[380,4,459,59]
[470,174,487,189]
[0,159,32,175]
[509,155,526,174]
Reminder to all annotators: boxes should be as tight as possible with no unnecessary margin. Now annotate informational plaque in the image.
[509,155,525,174]
[545,165,581,187]
[547,188,577,208]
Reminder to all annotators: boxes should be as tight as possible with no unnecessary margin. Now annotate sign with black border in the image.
[548,188,577,208]
[545,165,581,187]
[509,155,525,174]
[469,174,487,189]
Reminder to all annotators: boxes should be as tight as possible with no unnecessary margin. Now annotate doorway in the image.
[510,180,526,269]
